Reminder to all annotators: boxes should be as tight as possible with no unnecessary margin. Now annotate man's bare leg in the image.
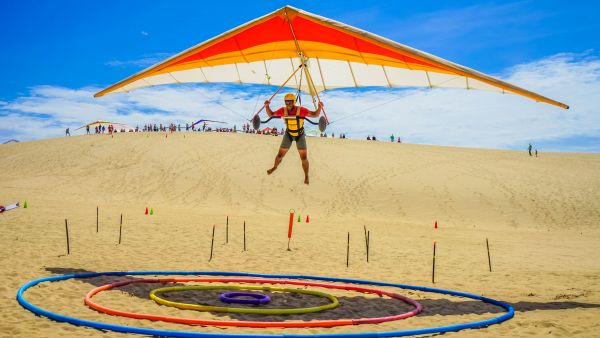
[267,147,289,174]
[298,149,309,184]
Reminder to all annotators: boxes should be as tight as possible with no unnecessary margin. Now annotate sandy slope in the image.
[1,132,599,337]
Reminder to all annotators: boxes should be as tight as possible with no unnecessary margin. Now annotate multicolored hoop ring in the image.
[17,271,513,337]
[150,284,335,314]
[219,291,270,305]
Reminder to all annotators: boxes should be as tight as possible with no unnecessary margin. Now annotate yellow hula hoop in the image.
[150,285,339,315]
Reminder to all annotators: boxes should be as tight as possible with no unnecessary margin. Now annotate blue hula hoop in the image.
[17,271,514,338]
[219,291,271,305]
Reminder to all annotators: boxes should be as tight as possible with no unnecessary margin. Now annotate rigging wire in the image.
[195,88,249,121]
[296,64,304,106]
[252,19,288,116]
[328,92,411,125]
[329,74,468,125]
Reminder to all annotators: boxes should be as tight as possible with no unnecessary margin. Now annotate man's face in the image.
[285,100,295,108]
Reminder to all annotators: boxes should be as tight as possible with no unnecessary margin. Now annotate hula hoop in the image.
[86,277,419,327]
[17,271,514,337]
[150,285,336,314]
[219,291,270,305]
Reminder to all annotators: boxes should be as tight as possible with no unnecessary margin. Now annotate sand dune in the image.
[1,132,599,337]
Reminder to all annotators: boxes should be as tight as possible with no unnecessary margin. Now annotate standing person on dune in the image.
[264,93,323,185]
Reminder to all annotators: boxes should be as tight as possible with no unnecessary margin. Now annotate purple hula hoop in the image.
[219,291,271,305]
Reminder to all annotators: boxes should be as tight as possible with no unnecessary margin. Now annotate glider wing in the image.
[94,6,568,109]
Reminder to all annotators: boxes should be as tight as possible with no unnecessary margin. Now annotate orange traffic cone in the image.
[145,207,148,215]
[434,221,438,229]
[306,215,310,223]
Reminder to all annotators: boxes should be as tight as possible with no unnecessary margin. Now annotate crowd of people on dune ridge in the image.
[67,122,406,143]
[67,124,539,155]
[65,124,542,158]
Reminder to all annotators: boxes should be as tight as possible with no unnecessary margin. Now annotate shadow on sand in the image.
[45,267,600,322]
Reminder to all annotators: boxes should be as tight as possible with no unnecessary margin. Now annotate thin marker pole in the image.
[432,241,436,284]
[364,225,368,254]
[120,213,123,242]
[486,238,492,272]
[243,221,246,251]
[209,225,215,261]
[65,219,70,255]
[366,230,370,263]
[287,209,295,251]
[346,232,350,267]
[96,206,99,233]
[226,216,229,244]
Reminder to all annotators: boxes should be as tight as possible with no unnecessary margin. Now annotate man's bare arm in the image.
[307,101,324,118]
[264,100,274,117]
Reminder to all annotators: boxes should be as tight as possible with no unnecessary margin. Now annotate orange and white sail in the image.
[95,5,568,109]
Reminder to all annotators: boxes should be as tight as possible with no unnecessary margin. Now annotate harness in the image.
[283,106,305,139]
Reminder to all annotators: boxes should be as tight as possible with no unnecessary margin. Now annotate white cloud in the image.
[105,53,172,68]
[141,30,149,36]
[324,52,600,150]
[1,53,599,151]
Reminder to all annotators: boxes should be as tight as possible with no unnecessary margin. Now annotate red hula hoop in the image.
[85,277,422,328]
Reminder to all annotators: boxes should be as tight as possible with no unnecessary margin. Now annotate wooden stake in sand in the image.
[346,232,350,267]
[118,213,123,245]
[226,216,229,244]
[363,225,368,253]
[243,221,246,251]
[432,241,437,284]
[486,238,492,272]
[96,206,99,233]
[366,230,370,263]
[209,225,215,261]
[65,219,70,255]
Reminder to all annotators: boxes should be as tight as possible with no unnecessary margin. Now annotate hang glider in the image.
[192,119,226,126]
[94,5,568,110]
[75,121,121,130]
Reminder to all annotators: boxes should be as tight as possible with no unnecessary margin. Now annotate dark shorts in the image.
[280,132,307,150]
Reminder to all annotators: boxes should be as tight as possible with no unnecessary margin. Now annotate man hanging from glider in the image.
[264,93,323,185]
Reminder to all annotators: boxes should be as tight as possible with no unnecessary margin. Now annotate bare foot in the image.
[267,167,276,175]
[304,176,309,185]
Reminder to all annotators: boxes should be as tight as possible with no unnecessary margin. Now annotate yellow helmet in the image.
[284,93,296,102]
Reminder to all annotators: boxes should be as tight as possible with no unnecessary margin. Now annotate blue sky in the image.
[1,0,599,151]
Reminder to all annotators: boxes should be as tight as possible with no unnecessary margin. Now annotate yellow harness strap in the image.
[283,106,304,137]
